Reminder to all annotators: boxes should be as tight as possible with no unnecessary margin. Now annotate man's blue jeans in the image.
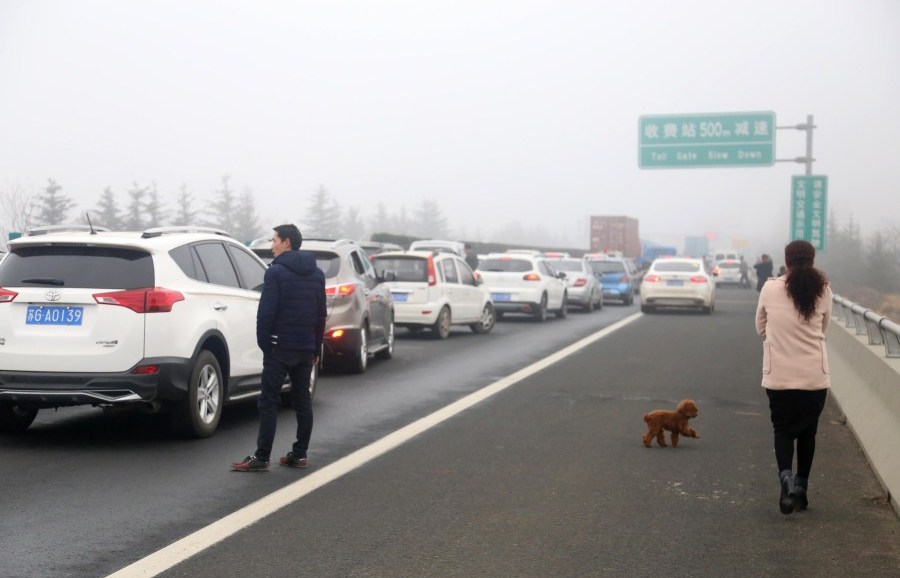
[255,346,314,461]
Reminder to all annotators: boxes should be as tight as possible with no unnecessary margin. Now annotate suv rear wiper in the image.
[20,278,65,286]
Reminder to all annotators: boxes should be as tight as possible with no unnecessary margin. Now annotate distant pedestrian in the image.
[753,254,774,292]
[464,243,479,271]
[755,240,832,514]
[739,256,751,288]
[231,224,326,472]
[777,265,787,277]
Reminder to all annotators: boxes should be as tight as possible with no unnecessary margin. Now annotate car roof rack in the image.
[142,226,231,239]
[26,224,111,236]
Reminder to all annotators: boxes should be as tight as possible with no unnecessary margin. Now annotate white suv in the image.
[477,253,569,321]
[371,250,494,338]
[0,226,307,437]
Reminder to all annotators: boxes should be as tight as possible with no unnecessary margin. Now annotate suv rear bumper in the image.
[0,357,192,408]
[323,326,363,359]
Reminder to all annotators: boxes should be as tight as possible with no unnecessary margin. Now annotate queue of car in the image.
[0,229,716,438]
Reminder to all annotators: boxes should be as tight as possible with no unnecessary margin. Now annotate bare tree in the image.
[0,183,38,248]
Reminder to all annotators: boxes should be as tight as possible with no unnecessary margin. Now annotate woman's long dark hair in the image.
[783,240,827,321]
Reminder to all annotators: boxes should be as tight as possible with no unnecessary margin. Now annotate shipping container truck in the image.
[589,216,640,259]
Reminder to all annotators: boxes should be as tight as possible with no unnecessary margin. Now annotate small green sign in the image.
[790,176,828,250]
[639,111,776,168]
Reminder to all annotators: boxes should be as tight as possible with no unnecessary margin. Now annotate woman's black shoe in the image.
[779,471,796,515]
[793,487,808,511]
[793,476,809,510]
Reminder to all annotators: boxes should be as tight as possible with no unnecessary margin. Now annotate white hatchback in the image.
[0,226,307,437]
[372,251,494,338]
[712,259,745,287]
[640,258,716,314]
[477,253,569,321]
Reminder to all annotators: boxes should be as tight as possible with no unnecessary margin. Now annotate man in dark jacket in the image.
[754,254,774,293]
[232,224,326,472]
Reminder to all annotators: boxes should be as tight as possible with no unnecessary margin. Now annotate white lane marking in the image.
[106,312,643,578]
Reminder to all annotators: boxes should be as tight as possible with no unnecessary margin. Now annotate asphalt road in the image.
[1,296,634,578]
[4,291,900,577]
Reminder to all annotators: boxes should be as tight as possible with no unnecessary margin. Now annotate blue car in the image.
[587,258,637,305]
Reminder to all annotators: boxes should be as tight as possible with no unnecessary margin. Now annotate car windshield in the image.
[588,261,625,275]
[554,260,584,272]
[306,251,342,278]
[480,258,532,272]
[372,257,429,282]
[654,262,701,273]
[0,245,154,289]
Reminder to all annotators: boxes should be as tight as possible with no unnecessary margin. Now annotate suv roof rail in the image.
[26,224,111,236]
[142,226,232,239]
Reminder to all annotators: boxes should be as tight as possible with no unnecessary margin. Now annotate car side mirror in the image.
[558,271,567,279]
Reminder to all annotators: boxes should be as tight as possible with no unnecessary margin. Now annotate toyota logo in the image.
[45,290,62,302]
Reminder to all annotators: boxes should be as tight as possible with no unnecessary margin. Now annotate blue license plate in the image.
[25,305,84,326]
[491,293,511,301]
[666,280,684,287]
[391,293,408,302]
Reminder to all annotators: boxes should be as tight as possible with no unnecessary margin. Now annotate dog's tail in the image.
[643,412,651,423]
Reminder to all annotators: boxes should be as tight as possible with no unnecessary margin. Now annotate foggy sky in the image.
[1,0,898,255]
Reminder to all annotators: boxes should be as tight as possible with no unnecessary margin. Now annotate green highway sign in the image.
[639,111,776,168]
[791,175,828,250]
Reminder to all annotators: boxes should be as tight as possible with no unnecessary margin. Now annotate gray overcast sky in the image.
[1,0,898,254]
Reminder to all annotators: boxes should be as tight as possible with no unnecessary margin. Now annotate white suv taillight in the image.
[93,287,184,313]
[0,288,18,303]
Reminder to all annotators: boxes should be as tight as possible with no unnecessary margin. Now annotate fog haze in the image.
[2,0,898,254]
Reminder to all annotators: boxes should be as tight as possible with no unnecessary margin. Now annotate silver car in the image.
[547,258,603,312]
[254,238,395,374]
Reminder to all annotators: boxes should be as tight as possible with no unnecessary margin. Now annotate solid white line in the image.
[105,312,643,578]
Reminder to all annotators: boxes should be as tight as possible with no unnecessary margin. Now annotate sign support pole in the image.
[775,114,816,174]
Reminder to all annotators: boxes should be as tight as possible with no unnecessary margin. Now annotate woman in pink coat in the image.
[755,240,832,515]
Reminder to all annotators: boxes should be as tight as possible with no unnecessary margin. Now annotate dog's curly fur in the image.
[642,399,699,447]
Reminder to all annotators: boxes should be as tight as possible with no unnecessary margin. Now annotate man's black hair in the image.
[273,224,302,250]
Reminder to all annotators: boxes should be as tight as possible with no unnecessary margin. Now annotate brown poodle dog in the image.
[642,399,700,447]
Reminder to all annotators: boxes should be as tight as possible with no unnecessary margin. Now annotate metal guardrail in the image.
[833,294,900,358]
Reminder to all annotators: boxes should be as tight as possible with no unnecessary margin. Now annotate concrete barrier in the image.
[827,317,900,516]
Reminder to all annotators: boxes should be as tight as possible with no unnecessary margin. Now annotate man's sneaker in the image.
[230,455,270,472]
[279,452,309,468]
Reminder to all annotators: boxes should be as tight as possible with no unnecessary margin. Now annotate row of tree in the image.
[0,177,457,246]
[818,215,900,300]
[5,179,896,303]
